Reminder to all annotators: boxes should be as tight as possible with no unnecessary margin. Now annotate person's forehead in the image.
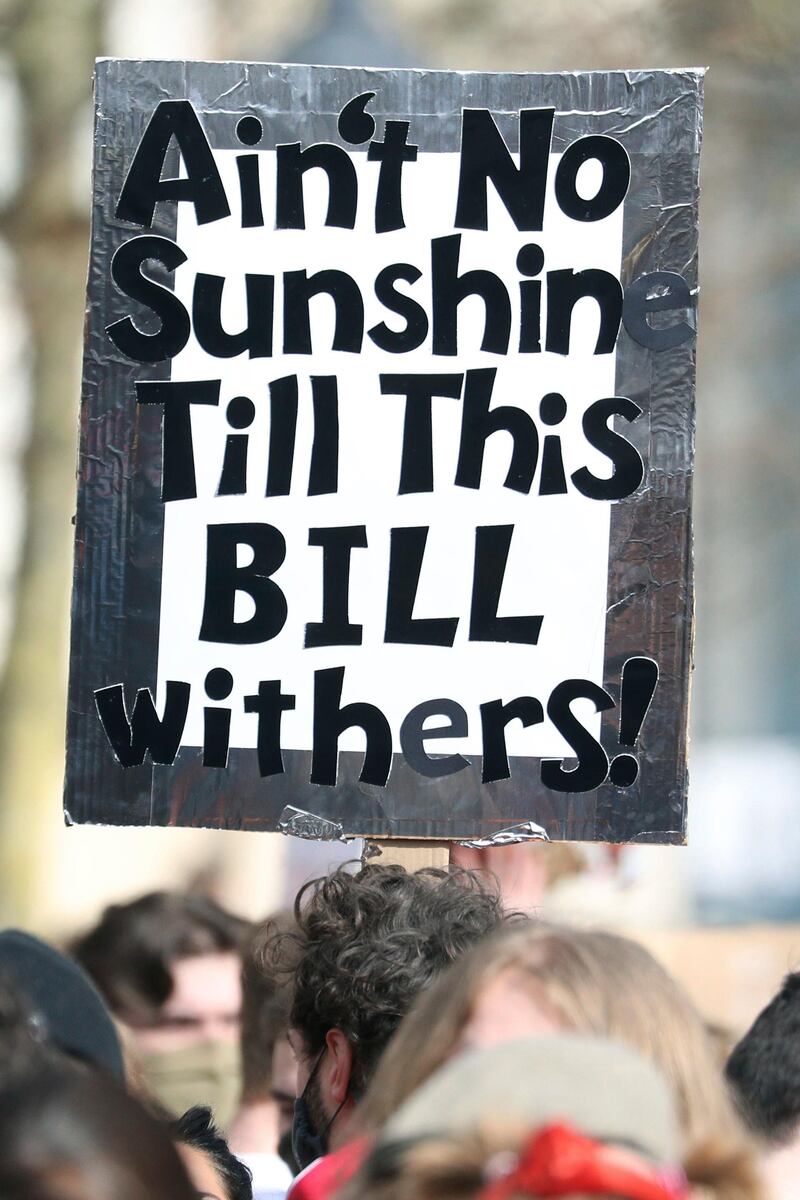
[162,952,242,1016]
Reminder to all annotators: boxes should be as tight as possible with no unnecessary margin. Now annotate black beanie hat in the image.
[0,929,125,1082]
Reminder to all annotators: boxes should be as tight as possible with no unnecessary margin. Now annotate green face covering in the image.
[139,1039,241,1129]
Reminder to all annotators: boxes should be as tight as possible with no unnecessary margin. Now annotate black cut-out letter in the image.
[622,271,696,351]
[236,154,264,227]
[540,678,614,792]
[571,397,644,501]
[203,707,231,768]
[94,681,190,767]
[380,373,463,494]
[517,242,545,355]
[276,142,358,229]
[283,269,364,354]
[193,273,273,358]
[217,395,255,497]
[455,367,539,494]
[305,526,367,648]
[309,376,339,496]
[244,680,296,777]
[368,120,418,232]
[470,525,542,644]
[116,100,230,228]
[217,434,249,496]
[311,666,392,786]
[554,134,630,222]
[401,699,469,778]
[455,108,554,231]
[200,523,287,644]
[480,696,544,782]
[203,668,232,768]
[545,268,623,355]
[368,264,429,353]
[519,281,542,353]
[107,236,189,363]
[266,375,298,497]
[385,527,458,647]
[618,656,659,747]
[432,235,511,355]
[538,435,568,496]
[135,379,220,502]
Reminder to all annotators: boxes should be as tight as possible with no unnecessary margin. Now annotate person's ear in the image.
[324,1028,354,1105]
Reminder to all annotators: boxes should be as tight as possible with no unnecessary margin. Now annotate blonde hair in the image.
[359,924,751,1155]
[345,1119,764,1200]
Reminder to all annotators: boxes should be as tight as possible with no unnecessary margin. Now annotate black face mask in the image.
[292,1047,348,1172]
[278,1127,300,1177]
[292,1091,325,1173]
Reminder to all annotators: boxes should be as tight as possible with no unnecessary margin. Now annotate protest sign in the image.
[65,61,702,844]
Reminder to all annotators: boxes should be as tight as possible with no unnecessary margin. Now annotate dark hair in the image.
[726,970,800,1143]
[72,891,250,1022]
[272,864,509,1091]
[0,931,125,1082]
[0,1064,196,1200]
[240,913,295,1103]
[172,1105,253,1200]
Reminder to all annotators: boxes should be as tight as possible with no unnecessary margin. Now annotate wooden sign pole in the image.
[365,838,451,871]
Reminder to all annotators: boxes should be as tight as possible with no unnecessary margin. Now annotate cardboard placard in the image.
[65,60,702,843]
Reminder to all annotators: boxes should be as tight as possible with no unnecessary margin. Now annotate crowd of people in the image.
[0,858,797,1199]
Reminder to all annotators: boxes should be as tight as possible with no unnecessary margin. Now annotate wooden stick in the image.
[364,838,451,871]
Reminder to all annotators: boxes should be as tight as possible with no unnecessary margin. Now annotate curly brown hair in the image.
[266,864,511,1091]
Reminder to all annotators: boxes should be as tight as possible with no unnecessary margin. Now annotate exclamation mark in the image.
[608,656,659,787]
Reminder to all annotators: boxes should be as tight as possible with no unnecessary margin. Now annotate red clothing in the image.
[287,1138,369,1200]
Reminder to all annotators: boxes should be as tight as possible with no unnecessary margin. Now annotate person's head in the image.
[237,913,296,1145]
[73,892,249,1122]
[346,1035,762,1200]
[172,1106,252,1200]
[0,1064,196,1200]
[0,976,58,1081]
[726,971,800,1146]
[0,930,125,1082]
[269,863,509,1162]
[359,923,748,1156]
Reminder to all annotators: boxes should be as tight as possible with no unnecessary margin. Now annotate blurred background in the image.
[0,0,798,1039]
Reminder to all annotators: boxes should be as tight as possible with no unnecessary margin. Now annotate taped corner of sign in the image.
[629,828,686,846]
[457,820,550,849]
[276,804,346,842]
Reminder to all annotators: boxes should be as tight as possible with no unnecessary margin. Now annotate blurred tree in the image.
[0,0,102,921]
